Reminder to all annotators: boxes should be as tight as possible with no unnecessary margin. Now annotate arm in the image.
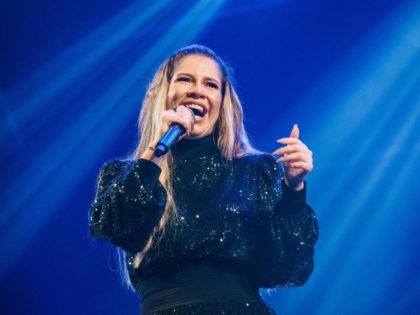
[89,105,194,252]
[89,159,166,253]
[274,124,313,191]
[255,154,318,288]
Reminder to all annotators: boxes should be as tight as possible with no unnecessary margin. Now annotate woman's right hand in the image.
[158,105,195,140]
[141,106,195,164]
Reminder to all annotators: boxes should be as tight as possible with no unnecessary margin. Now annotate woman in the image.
[90,44,318,314]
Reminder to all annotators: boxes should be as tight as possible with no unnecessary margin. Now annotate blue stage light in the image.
[0,0,225,277]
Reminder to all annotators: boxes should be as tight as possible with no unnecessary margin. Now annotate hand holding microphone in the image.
[154,105,197,157]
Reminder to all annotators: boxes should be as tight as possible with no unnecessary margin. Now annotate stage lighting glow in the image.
[0,0,225,277]
[263,2,420,314]
[0,1,172,141]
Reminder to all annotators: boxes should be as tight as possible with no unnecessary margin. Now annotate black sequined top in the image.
[89,135,318,314]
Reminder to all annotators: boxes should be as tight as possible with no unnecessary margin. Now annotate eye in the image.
[206,82,219,89]
[176,77,191,83]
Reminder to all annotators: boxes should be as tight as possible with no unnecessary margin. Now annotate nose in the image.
[186,83,205,99]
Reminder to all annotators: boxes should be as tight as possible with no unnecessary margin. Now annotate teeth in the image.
[184,104,203,112]
[183,104,204,116]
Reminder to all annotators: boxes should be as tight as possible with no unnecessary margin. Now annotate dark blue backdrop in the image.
[1,0,419,314]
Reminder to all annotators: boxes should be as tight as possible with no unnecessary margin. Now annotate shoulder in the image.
[99,158,162,180]
[100,159,134,172]
[238,152,279,167]
[97,159,138,179]
[236,152,284,178]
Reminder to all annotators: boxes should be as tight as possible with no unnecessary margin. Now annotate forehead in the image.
[174,54,222,80]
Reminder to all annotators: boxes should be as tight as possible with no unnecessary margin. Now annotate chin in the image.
[185,129,213,140]
[185,133,207,140]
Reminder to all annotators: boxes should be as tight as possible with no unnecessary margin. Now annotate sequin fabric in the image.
[89,135,318,313]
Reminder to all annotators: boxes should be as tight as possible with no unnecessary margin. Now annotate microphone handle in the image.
[154,124,186,157]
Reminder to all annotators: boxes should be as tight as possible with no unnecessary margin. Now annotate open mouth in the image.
[184,104,205,118]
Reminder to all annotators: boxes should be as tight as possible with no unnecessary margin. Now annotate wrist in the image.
[284,178,305,191]
[140,141,163,166]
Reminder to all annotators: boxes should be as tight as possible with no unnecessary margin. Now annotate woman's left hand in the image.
[272,124,313,191]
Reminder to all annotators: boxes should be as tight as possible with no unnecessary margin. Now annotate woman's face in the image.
[167,54,223,139]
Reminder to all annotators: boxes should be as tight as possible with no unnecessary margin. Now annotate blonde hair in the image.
[131,45,258,269]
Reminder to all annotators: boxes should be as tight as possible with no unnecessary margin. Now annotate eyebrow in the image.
[176,72,221,85]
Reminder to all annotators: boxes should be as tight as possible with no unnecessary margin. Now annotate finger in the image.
[273,144,309,156]
[280,161,313,173]
[178,105,196,120]
[181,116,195,134]
[277,152,312,163]
[165,106,194,119]
[276,137,305,145]
[290,124,299,138]
[287,161,313,171]
[278,147,312,158]
[178,107,196,133]
[166,112,194,134]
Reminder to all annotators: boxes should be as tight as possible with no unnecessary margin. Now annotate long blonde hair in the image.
[131,44,257,269]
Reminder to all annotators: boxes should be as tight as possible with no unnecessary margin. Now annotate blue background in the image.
[1,0,419,314]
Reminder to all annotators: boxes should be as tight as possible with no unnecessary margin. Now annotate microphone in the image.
[154,124,186,157]
[154,107,199,157]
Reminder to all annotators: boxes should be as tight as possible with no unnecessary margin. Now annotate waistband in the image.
[136,265,260,315]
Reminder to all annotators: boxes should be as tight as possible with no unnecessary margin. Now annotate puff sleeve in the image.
[89,159,166,253]
[254,154,318,288]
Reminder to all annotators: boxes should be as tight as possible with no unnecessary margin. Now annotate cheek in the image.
[167,83,183,101]
[213,97,222,116]
[210,102,222,122]
[167,86,176,100]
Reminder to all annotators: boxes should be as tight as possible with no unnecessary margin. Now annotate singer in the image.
[89,45,318,315]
